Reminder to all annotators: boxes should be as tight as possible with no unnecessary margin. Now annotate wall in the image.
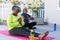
[0,0,32,20]
[1,0,60,25]
[0,2,13,20]
[45,0,60,25]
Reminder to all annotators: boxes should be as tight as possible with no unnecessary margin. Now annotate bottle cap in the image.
[31,30,34,32]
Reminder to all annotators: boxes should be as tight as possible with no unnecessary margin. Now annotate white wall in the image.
[0,0,32,20]
[2,2,12,20]
[45,0,60,25]
[1,0,60,25]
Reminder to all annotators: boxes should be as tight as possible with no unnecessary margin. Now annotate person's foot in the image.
[38,31,49,40]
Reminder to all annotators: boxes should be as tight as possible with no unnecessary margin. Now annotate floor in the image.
[0,24,60,40]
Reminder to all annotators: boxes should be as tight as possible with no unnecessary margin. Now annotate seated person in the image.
[7,6,49,40]
[21,8,36,29]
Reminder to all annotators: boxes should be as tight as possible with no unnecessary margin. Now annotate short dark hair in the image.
[12,5,21,12]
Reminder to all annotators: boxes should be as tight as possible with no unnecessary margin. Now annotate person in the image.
[21,8,36,29]
[7,5,49,40]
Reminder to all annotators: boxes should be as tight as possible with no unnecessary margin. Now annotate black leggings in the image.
[9,27,39,37]
[9,22,39,37]
[24,22,37,29]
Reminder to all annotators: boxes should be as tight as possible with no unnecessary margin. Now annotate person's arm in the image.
[24,17,29,20]
[21,14,28,20]
[27,14,34,20]
[18,16,25,26]
[30,17,34,20]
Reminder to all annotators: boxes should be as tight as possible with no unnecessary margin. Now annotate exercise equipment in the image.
[0,30,54,40]
[30,30,35,40]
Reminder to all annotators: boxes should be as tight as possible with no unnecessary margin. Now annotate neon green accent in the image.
[30,29,35,40]
[7,14,25,30]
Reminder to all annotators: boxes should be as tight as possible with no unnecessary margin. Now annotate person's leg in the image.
[9,27,39,37]
[9,27,30,37]
[29,22,37,26]
[9,27,49,40]
[24,22,37,29]
[33,31,49,40]
[28,22,37,29]
[38,31,49,40]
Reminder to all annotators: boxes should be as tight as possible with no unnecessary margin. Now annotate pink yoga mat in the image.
[0,30,54,40]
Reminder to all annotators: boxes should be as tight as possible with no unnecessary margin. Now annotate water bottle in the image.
[30,29,35,40]
[54,24,56,31]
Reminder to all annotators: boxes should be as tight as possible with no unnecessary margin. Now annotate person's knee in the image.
[32,22,37,25]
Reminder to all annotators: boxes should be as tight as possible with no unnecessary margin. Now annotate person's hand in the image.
[18,17,22,24]
[18,16,24,24]
[28,17,31,20]
[30,17,34,20]
[27,16,34,20]
[27,16,31,20]
[21,16,24,20]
